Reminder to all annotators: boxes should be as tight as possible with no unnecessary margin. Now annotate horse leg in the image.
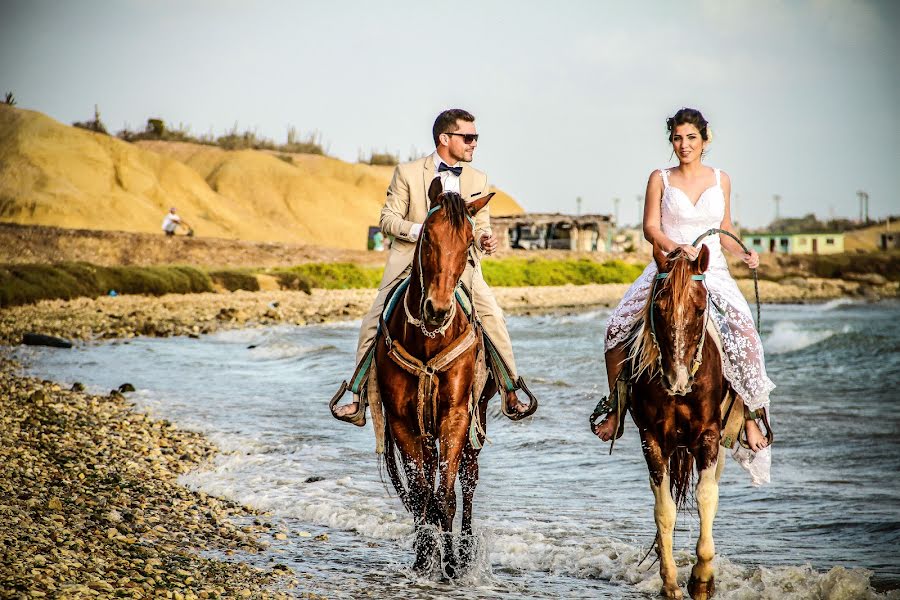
[389,421,437,573]
[643,435,683,600]
[435,404,471,579]
[689,433,720,600]
[458,392,490,570]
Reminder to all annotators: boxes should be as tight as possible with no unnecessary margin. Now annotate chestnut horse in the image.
[627,245,725,600]
[377,179,496,577]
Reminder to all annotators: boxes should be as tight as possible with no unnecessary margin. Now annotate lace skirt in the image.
[605,261,775,412]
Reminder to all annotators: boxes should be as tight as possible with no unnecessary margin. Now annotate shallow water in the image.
[13,299,900,599]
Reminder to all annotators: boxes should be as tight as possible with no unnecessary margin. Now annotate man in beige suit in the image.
[333,108,536,421]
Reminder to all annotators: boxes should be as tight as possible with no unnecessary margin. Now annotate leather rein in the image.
[386,203,480,438]
[649,228,762,380]
[402,204,476,338]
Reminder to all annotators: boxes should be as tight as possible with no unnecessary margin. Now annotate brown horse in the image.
[627,244,725,600]
[376,179,496,577]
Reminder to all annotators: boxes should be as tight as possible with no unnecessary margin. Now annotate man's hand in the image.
[479,233,499,255]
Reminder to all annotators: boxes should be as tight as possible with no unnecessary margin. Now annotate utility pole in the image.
[576,196,582,216]
[773,194,781,223]
[613,197,620,229]
[857,190,869,223]
[636,194,643,227]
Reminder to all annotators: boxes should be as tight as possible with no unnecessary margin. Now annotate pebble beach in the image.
[2,278,897,598]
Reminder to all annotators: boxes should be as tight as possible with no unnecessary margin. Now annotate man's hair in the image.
[432,109,475,146]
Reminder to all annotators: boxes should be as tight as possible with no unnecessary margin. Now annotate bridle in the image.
[648,260,709,381]
[403,203,476,338]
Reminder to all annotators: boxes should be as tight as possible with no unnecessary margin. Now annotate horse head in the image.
[417,177,493,327]
[651,244,710,396]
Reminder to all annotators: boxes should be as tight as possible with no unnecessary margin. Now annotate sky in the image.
[2,0,898,228]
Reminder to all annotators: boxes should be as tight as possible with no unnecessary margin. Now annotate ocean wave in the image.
[819,298,860,311]
[764,321,844,354]
[247,342,334,361]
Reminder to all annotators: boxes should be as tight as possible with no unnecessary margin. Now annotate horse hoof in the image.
[687,574,715,599]
[661,586,684,600]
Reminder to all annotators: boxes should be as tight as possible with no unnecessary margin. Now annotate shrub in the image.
[366,151,399,166]
[73,105,108,135]
[272,263,383,290]
[0,263,212,308]
[482,258,644,287]
[209,269,261,292]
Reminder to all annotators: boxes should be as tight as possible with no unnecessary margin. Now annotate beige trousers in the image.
[355,262,518,380]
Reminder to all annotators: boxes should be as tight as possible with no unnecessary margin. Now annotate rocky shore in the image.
[1,278,895,598]
[0,356,323,599]
[1,278,897,346]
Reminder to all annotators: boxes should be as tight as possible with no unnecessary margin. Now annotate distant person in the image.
[372,230,385,251]
[592,107,774,481]
[162,207,191,236]
[331,108,538,424]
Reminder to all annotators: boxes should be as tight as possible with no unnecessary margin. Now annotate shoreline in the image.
[0,355,313,598]
[1,279,896,346]
[1,280,896,596]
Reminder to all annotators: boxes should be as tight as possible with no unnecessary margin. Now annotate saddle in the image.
[329,277,519,453]
[589,320,773,454]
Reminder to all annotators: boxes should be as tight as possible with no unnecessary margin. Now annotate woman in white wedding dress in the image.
[593,107,774,483]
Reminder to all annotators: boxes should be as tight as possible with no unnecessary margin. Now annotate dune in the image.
[0,106,524,250]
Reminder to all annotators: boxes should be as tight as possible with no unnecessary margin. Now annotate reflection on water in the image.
[13,299,900,598]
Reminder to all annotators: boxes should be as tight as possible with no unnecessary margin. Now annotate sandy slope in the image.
[0,106,523,250]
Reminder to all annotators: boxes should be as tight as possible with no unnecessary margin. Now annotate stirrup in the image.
[329,380,367,427]
[589,378,627,454]
[738,406,774,450]
[500,377,538,421]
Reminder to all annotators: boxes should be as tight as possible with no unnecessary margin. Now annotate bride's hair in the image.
[666,108,711,143]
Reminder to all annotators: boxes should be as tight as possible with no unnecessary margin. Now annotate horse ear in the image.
[696,244,710,272]
[467,192,494,216]
[428,177,443,209]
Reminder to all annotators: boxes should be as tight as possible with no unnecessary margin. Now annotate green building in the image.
[744,232,845,255]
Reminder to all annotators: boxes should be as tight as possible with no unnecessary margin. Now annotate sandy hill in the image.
[0,106,523,250]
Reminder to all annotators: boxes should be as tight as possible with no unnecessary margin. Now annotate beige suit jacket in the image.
[378,154,492,289]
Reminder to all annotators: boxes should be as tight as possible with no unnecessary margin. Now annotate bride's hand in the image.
[677,244,700,260]
[742,249,760,269]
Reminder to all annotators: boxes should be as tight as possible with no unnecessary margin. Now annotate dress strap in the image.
[714,168,721,187]
[659,169,670,189]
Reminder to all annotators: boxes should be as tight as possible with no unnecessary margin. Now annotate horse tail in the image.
[669,446,695,511]
[382,420,412,512]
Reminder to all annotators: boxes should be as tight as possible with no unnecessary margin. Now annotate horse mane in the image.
[627,249,693,378]
[435,191,468,231]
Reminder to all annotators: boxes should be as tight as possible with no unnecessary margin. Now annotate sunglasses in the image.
[445,132,479,144]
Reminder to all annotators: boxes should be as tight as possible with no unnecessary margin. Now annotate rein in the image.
[403,204,475,338]
[691,228,761,332]
[649,271,709,378]
[648,229,763,385]
[388,200,480,439]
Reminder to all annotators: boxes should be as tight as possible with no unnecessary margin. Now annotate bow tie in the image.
[438,163,462,177]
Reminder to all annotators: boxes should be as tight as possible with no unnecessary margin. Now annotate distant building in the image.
[491,213,613,252]
[744,232,845,254]
[881,232,900,250]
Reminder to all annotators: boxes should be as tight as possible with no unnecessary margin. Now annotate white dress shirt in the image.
[409,152,461,240]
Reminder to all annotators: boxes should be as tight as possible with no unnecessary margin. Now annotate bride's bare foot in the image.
[592,411,619,442]
[334,402,360,418]
[745,419,768,452]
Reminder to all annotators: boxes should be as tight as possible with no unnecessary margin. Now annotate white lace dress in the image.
[605,168,775,484]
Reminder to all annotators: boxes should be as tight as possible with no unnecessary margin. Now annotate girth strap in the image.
[387,324,478,438]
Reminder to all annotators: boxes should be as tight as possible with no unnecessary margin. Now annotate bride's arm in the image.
[642,171,697,258]
[719,172,760,268]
